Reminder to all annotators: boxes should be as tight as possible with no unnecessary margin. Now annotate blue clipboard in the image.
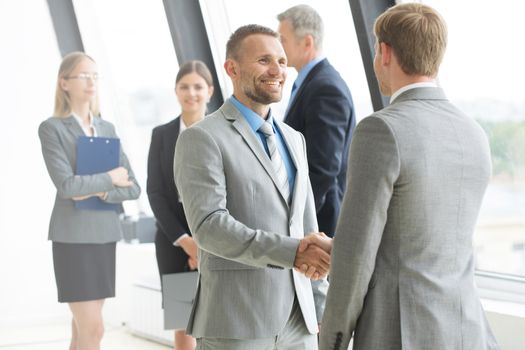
[75,136,120,211]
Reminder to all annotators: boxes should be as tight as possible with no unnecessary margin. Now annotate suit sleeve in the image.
[146,127,188,243]
[319,116,400,350]
[104,123,141,203]
[174,126,300,269]
[38,119,114,198]
[303,81,354,210]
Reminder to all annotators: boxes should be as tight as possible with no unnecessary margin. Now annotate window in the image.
[0,0,64,324]
[424,0,525,276]
[73,0,180,215]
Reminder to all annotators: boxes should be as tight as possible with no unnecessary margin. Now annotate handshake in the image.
[294,232,332,281]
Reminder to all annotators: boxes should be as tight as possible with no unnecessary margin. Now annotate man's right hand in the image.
[294,232,332,280]
[298,232,332,254]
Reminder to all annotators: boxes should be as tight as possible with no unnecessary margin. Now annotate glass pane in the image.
[73,0,179,215]
[201,0,373,121]
[424,0,525,276]
[0,0,64,324]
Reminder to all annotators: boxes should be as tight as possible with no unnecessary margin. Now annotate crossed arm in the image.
[38,120,140,202]
[71,167,133,200]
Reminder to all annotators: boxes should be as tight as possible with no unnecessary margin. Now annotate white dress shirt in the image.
[174,117,189,246]
[390,81,438,104]
[72,112,97,136]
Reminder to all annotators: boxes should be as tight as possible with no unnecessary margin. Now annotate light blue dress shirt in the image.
[230,96,296,193]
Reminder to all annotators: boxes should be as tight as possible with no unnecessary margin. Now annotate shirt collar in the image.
[72,112,96,136]
[179,117,188,134]
[390,81,438,103]
[72,112,94,125]
[229,95,274,133]
[294,56,325,91]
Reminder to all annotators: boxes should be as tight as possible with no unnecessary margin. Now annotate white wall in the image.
[486,310,525,350]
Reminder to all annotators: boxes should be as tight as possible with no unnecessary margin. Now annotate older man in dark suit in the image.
[278,4,355,237]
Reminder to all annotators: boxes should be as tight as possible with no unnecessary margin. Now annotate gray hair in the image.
[277,4,324,49]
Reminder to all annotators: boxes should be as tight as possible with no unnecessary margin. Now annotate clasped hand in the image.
[294,232,332,280]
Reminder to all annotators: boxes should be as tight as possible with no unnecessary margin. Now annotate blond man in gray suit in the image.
[174,24,330,350]
[319,3,500,350]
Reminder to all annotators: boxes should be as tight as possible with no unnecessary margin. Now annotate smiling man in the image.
[174,24,330,350]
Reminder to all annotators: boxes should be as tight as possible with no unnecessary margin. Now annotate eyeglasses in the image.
[66,73,99,81]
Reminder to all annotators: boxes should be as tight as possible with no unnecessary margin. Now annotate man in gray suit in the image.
[174,24,330,350]
[319,3,500,350]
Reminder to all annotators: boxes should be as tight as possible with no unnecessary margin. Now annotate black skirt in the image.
[52,241,116,303]
[155,230,189,275]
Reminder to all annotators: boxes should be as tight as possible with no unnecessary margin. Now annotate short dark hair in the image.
[226,24,279,60]
[175,60,213,87]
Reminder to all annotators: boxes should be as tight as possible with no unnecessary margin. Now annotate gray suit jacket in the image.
[39,116,141,243]
[174,100,328,339]
[319,88,499,350]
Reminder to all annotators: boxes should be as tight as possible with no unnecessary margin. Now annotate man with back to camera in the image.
[277,4,355,238]
[174,24,333,350]
[319,3,500,350]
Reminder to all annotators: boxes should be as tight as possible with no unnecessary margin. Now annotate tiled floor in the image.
[0,321,170,349]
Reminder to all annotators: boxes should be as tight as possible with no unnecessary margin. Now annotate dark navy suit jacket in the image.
[284,59,355,237]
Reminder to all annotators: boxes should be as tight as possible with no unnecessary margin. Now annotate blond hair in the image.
[53,52,100,117]
[374,3,447,77]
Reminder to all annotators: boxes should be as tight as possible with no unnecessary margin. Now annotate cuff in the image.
[269,236,301,269]
[173,233,189,246]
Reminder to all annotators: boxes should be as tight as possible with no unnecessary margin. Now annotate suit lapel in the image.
[93,115,114,137]
[285,58,327,121]
[168,117,181,162]
[170,118,181,199]
[220,101,290,206]
[61,115,85,138]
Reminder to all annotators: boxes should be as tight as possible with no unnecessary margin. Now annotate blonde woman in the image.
[147,60,214,350]
[39,52,140,350]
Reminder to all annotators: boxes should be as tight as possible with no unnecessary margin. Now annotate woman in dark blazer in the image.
[147,60,214,350]
[38,52,141,349]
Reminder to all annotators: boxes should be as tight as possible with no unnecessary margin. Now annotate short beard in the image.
[242,75,281,105]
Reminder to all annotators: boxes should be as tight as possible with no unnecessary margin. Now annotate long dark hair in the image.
[175,60,213,87]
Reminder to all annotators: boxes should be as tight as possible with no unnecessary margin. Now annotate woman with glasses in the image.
[38,51,140,350]
[147,60,214,350]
